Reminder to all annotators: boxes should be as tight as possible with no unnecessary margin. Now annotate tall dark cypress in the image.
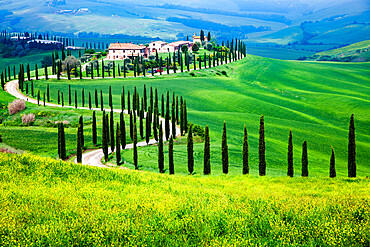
[110,111,115,152]
[79,116,84,147]
[287,129,293,177]
[301,141,308,177]
[203,125,211,175]
[180,97,184,135]
[121,86,125,111]
[44,64,48,80]
[43,92,45,107]
[120,112,126,149]
[330,147,336,178]
[79,64,82,79]
[242,125,249,175]
[102,111,109,161]
[1,72,4,90]
[100,90,104,111]
[116,122,121,165]
[187,125,194,174]
[47,84,50,102]
[184,100,188,133]
[165,91,170,140]
[143,84,147,111]
[95,89,98,108]
[150,87,154,111]
[171,103,176,139]
[153,109,158,141]
[158,122,164,173]
[161,94,165,117]
[146,107,151,144]
[27,64,30,81]
[59,122,66,160]
[140,108,144,139]
[130,111,133,140]
[127,90,131,113]
[88,92,92,109]
[92,111,97,146]
[58,123,61,159]
[61,92,64,107]
[169,136,174,175]
[102,60,105,78]
[35,64,39,80]
[348,114,356,177]
[133,121,138,169]
[259,115,266,176]
[37,90,40,105]
[77,122,83,163]
[176,95,179,124]
[57,90,60,104]
[222,121,229,174]
[75,90,78,109]
[67,63,71,80]
[109,86,112,109]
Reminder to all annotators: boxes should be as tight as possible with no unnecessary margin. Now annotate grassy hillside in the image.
[29,55,370,177]
[0,152,369,246]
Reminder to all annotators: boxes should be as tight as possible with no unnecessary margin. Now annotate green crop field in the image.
[0,153,368,246]
[28,55,370,177]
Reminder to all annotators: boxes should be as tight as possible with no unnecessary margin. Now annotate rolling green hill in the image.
[27,55,370,177]
[301,40,370,62]
[0,152,368,245]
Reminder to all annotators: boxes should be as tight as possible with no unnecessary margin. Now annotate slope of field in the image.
[0,152,369,246]
[29,56,370,177]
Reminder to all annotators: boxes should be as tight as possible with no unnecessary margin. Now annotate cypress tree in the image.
[146,107,151,144]
[61,92,64,107]
[95,89,98,108]
[100,90,104,111]
[80,64,82,79]
[133,121,138,169]
[58,123,61,158]
[150,87,154,112]
[113,61,116,78]
[68,85,71,105]
[44,64,48,80]
[187,125,194,174]
[116,122,121,165]
[176,95,179,124]
[143,84,147,111]
[90,64,94,79]
[35,64,39,80]
[31,81,34,97]
[287,129,294,177]
[121,87,125,112]
[222,121,228,174]
[25,82,28,95]
[102,60,105,78]
[27,64,30,81]
[301,141,308,177]
[184,100,188,133]
[259,115,266,176]
[161,94,165,117]
[77,122,83,163]
[43,92,45,107]
[110,111,115,152]
[242,125,249,175]
[102,111,109,161]
[165,92,170,140]
[82,88,85,107]
[109,86,112,109]
[158,122,164,173]
[60,122,66,159]
[75,90,78,109]
[203,125,211,175]
[89,92,92,109]
[79,116,84,147]
[169,136,174,175]
[180,97,184,135]
[120,112,126,149]
[1,72,4,90]
[67,63,71,80]
[92,111,97,146]
[140,108,144,139]
[330,147,336,178]
[153,109,158,141]
[348,114,356,177]
[171,103,176,139]
[130,111,133,140]
[127,90,131,113]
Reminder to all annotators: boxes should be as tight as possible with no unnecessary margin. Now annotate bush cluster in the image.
[8,99,25,115]
[21,113,35,125]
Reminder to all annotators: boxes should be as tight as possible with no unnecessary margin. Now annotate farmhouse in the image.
[193,33,207,44]
[107,42,149,60]
[148,41,167,53]
[162,41,193,53]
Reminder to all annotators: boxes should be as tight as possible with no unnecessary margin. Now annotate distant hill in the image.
[299,40,370,62]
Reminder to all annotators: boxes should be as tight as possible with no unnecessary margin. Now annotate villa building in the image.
[148,41,167,53]
[192,33,207,44]
[107,42,149,60]
[162,41,194,53]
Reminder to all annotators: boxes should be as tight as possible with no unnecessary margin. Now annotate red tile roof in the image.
[109,43,144,50]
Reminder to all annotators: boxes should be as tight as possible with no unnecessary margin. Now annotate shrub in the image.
[0,148,15,154]
[22,113,35,125]
[8,99,26,115]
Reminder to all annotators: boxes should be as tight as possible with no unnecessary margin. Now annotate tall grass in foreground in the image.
[0,153,368,246]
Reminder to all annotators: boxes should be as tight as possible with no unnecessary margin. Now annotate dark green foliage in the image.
[95,89,98,108]
[153,109,158,141]
[120,112,126,149]
[348,114,356,177]
[57,90,60,104]
[58,123,66,160]
[68,85,71,105]
[330,147,336,178]
[27,64,30,81]
[110,111,114,152]
[176,96,179,124]
[44,64,48,80]
[47,85,50,102]
[79,65,82,79]
[43,92,45,107]
[161,94,165,117]
[146,107,151,145]
[259,115,266,176]
[171,103,176,139]
[222,121,228,174]
[203,125,211,175]
[140,110,144,139]
[88,92,91,109]
[100,90,104,111]
[242,125,249,175]
[61,92,64,107]
[158,123,164,173]
[133,121,138,170]
[116,122,121,165]
[92,111,97,146]
[180,97,184,135]
[287,130,293,177]
[184,101,188,133]
[102,111,109,162]
[76,122,83,163]
[1,72,4,90]
[121,86,125,111]
[37,90,40,105]
[130,111,133,140]
[109,86,112,110]
[82,89,85,107]
[169,136,174,175]
[75,90,77,109]
[79,116,84,147]
[187,125,194,175]
[67,64,71,80]
[165,91,170,140]
[127,90,131,113]
[302,141,308,177]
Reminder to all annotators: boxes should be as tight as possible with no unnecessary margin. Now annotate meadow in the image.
[29,55,370,177]
[0,152,368,246]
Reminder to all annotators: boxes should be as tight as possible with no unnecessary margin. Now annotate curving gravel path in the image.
[5,76,180,168]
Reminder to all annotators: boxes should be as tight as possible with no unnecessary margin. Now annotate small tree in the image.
[259,115,266,176]
[287,129,293,177]
[330,147,336,178]
[59,122,66,160]
[120,112,126,149]
[301,141,308,177]
[222,121,228,174]
[187,125,194,174]
[116,122,121,165]
[203,125,211,175]
[242,125,249,174]
[348,114,356,177]
[158,122,164,173]
[110,111,115,152]
[102,111,109,162]
[79,116,84,147]
[169,136,174,175]
[76,122,83,163]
